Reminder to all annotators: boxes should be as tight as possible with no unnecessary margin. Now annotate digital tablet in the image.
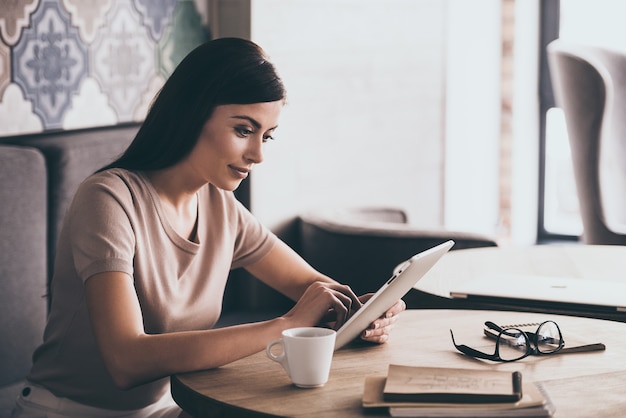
[334,240,454,350]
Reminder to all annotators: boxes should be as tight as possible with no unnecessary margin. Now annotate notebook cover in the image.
[382,365,523,403]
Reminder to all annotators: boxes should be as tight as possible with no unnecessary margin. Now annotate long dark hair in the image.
[101,38,286,171]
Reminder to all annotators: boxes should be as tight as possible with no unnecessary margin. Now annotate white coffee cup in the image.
[266,327,336,388]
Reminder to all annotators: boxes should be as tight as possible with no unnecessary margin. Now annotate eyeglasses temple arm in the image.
[485,321,503,332]
[450,330,499,361]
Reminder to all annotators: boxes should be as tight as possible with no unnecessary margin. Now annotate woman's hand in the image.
[358,295,406,344]
[283,281,362,330]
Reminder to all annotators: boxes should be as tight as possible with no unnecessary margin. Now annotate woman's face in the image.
[189,101,283,191]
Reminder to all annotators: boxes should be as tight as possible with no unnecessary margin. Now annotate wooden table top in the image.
[407,244,626,321]
[171,309,626,417]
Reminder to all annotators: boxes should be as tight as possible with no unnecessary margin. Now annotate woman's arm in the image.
[85,271,287,389]
[84,243,360,390]
[245,239,339,299]
[245,239,406,342]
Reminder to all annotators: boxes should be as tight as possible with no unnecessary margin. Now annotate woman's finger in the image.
[384,299,406,317]
[359,298,405,343]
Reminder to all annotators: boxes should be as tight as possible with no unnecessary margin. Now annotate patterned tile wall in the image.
[0,0,210,136]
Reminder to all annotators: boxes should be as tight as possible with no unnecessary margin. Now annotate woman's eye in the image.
[262,135,275,143]
[235,127,253,137]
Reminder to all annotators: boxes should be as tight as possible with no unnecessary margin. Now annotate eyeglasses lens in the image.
[497,328,528,361]
[536,321,562,353]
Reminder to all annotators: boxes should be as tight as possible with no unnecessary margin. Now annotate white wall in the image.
[244,0,505,241]
[250,0,448,234]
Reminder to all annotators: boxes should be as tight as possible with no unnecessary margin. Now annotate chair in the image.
[298,207,498,297]
[547,40,626,245]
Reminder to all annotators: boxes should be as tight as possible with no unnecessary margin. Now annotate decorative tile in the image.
[158,0,209,78]
[133,0,178,42]
[63,77,117,129]
[0,0,39,46]
[0,83,44,135]
[91,0,155,123]
[0,0,212,137]
[12,0,89,130]
[62,0,112,44]
[0,40,10,96]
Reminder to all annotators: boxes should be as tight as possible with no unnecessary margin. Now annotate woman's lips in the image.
[229,165,250,179]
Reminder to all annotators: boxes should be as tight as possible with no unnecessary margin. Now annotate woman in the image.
[13,38,405,417]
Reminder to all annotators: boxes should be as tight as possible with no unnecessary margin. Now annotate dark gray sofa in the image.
[0,125,291,416]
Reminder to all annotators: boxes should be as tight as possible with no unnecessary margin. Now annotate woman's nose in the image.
[244,136,264,164]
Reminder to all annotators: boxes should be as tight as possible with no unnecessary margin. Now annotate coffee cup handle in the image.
[266,338,290,376]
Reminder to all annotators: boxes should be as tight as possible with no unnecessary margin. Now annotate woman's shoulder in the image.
[83,168,139,184]
[75,169,150,204]
[79,168,145,190]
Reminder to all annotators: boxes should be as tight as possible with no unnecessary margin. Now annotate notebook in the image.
[450,274,626,313]
[334,240,454,350]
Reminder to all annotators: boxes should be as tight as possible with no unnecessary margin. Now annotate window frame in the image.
[536,0,579,243]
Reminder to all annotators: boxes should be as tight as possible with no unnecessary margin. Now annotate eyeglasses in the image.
[450,320,565,362]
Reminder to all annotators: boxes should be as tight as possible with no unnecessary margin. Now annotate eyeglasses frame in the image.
[450,320,565,362]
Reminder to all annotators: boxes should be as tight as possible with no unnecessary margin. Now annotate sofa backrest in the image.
[0,145,47,388]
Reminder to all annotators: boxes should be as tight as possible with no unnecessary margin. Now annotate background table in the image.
[172,309,626,417]
[406,244,626,321]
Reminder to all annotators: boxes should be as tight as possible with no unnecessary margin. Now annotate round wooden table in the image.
[171,309,626,417]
